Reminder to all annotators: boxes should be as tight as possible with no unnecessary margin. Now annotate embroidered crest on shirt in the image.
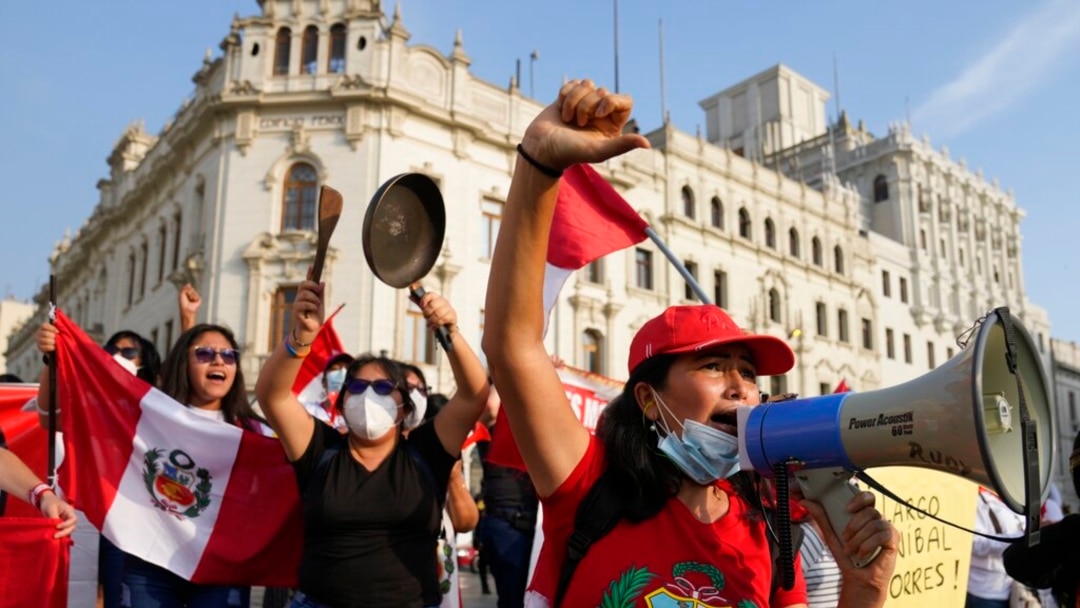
[603,561,759,608]
[142,447,212,519]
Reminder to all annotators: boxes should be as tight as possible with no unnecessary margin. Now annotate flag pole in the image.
[644,227,711,304]
[47,274,58,490]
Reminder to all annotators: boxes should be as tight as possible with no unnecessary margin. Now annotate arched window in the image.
[812,237,823,266]
[273,27,292,75]
[582,329,604,374]
[768,288,781,323]
[738,208,751,239]
[681,186,695,219]
[710,196,723,229]
[764,218,776,249]
[300,26,319,74]
[329,24,347,73]
[788,227,800,257]
[873,174,889,202]
[282,163,318,231]
[834,245,845,274]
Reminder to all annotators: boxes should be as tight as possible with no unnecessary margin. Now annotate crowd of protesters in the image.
[3,76,1076,608]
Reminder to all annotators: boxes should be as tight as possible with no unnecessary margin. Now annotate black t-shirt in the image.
[293,421,455,607]
[478,435,538,516]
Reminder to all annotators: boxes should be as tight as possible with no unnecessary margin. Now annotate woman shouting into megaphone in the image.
[481,78,899,608]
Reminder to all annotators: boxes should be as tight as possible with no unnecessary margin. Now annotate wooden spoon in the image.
[311,186,343,283]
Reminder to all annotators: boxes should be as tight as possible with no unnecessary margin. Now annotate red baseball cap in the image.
[627,305,795,376]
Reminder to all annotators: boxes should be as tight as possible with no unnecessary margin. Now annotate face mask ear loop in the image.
[650,388,685,438]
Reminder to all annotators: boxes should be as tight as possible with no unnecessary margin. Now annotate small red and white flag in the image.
[53,311,302,586]
[542,163,649,328]
[291,306,347,406]
[833,378,850,393]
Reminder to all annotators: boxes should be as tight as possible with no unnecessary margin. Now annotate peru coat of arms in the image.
[142,448,212,519]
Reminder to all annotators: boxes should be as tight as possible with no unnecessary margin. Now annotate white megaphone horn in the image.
[737,309,1056,566]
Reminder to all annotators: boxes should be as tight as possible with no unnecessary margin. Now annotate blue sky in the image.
[2,0,1078,343]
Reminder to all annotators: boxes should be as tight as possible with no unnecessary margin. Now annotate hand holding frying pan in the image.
[362,173,453,351]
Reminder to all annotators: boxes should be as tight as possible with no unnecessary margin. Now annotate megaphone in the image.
[737,309,1056,564]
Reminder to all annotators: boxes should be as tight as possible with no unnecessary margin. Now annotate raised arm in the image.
[178,283,202,333]
[480,79,649,497]
[253,278,323,461]
[419,291,490,457]
[0,447,76,538]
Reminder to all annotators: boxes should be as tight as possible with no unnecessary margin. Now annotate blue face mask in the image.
[652,390,742,485]
[325,368,347,395]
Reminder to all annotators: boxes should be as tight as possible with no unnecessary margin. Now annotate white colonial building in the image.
[1050,339,1080,513]
[4,0,1058,455]
[0,297,34,377]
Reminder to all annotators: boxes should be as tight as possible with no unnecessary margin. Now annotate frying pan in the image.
[362,173,453,351]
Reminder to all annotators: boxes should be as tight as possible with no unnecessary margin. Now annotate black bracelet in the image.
[516,144,563,179]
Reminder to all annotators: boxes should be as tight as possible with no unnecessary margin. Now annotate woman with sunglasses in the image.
[481,79,898,608]
[255,280,490,608]
[119,323,266,606]
[33,324,163,608]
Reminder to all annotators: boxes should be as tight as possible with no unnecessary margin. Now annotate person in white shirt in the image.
[967,488,1026,608]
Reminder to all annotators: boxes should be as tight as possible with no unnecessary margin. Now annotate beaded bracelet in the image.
[517,144,563,179]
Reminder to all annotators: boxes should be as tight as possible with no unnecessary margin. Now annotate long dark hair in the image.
[105,330,161,385]
[160,324,261,429]
[597,353,762,522]
[335,354,415,421]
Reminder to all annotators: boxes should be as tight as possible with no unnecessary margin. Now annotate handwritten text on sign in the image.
[864,468,978,607]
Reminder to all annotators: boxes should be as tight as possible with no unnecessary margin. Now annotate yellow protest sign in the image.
[863,468,980,606]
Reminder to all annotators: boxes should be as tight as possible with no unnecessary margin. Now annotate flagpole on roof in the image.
[643,227,711,304]
[47,274,58,490]
[613,0,620,93]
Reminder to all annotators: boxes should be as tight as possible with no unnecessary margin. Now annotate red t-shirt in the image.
[528,436,807,608]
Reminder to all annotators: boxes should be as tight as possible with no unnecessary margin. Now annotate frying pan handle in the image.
[409,285,454,352]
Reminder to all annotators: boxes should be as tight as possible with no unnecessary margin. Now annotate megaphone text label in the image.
[847,410,915,431]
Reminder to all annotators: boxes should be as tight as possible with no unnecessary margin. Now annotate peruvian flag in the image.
[0,518,72,608]
[52,310,301,586]
[291,305,346,406]
[0,383,45,518]
[542,163,649,325]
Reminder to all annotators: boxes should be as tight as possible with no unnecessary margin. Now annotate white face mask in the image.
[403,389,428,430]
[651,389,741,484]
[342,388,401,440]
[113,353,140,376]
[325,368,347,396]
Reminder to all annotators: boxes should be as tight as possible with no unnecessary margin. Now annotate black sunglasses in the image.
[345,378,398,397]
[105,345,141,361]
[408,383,429,397]
[192,346,240,366]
